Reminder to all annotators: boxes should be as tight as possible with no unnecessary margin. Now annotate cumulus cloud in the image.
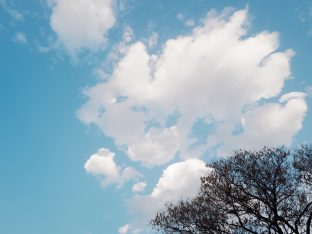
[129,159,210,226]
[78,8,307,166]
[50,0,115,55]
[150,159,210,201]
[84,148,141,187]
[223,92,307,152]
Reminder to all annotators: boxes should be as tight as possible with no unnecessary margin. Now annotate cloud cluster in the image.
[78,8,307,167]
[84,148,141,187]
[50,0,115,55]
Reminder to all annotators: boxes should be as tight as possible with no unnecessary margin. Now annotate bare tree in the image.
[294,145,312,186]
[151,146,312,234]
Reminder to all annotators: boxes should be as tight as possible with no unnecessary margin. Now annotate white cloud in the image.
[84,148,141,187]
[84,148,120,185]
[150,159,210,201]
[132,182,147,193]
[223,94,307,152]
[129,159,210,229]
[118,224,129,234]
[78,8,307,166]
[12,32,28,44]
[279,92,307,103]
[50,0,115,55]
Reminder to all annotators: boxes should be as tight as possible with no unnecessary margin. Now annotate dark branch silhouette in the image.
[151,146,312,234]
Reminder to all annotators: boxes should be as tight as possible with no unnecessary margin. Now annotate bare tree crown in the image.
[151,146,312,234]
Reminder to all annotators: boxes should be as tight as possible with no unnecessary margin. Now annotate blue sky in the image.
[1,1,312,233]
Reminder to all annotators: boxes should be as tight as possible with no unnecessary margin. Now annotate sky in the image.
[1,0,312,233]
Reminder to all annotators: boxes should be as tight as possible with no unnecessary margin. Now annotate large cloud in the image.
[50,0,115,55]
[78,8,307,166]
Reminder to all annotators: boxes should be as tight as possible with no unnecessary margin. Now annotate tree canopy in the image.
[151,146,312,234]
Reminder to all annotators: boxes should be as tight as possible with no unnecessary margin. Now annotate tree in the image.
[151,146,312,234]
[294,145,312,186]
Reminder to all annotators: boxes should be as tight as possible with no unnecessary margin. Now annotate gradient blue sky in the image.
[1,1,312,234]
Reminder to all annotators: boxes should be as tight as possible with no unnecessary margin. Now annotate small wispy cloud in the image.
[147,32,158,48]
[184,19,195,27]
[0,0,24,22]
[131,181,147,193]
[12,32,28,44]
[176,12,184,21]
[305,85,312,96]
[296,6,312,23]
